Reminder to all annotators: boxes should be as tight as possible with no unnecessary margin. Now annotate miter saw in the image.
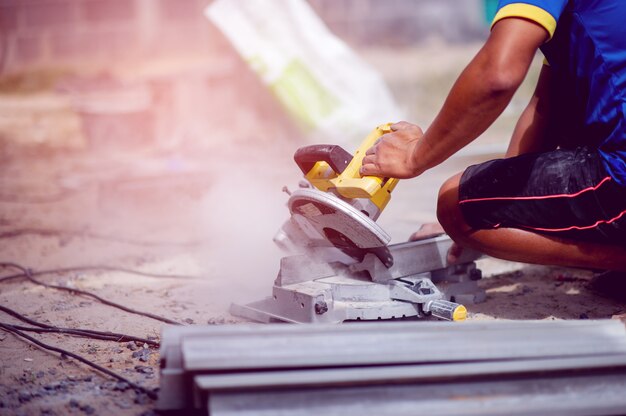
[231,124,485,323]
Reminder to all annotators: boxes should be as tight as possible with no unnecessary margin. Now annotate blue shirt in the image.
[493,0,626,186]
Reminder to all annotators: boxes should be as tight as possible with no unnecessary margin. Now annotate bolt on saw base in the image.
[231,124,485,323]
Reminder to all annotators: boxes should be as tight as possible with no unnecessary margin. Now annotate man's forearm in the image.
[413,54,520,174]
[359,18,549,180]
[411,19,548,174]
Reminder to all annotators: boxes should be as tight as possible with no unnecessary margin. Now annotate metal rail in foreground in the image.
[157,320,626,415]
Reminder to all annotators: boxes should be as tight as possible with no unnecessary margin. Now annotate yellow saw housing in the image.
[303,123,399,212]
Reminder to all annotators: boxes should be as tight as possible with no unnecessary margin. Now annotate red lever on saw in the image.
[293,145,353,176]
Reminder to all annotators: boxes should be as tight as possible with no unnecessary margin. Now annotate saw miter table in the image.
[231,124,485,324]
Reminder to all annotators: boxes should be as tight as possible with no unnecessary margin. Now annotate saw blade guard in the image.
[283,188,393,266]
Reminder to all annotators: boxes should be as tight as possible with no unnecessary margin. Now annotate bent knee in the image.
[437,173,471,240]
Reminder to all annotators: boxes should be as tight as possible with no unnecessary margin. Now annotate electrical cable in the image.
[0,262,181,326]
[0,322,158,400]
[0,264,200,284]
[8,324,158,346]
[0,260,197,401]
[0,304,159,347]
[0,228,204,247]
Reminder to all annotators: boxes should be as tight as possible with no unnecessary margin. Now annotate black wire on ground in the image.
[0,264,200,284]
[0,262,181,326]
[0,322,158,400]
[6,324,159,346]
[0,304,159,347]
[0,228,204,247]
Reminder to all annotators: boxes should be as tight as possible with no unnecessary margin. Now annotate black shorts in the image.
[458,147,626,245]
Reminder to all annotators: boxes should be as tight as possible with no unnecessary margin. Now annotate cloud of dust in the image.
[199,159,294,306]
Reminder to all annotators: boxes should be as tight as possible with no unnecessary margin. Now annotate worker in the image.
[360,0,626,272]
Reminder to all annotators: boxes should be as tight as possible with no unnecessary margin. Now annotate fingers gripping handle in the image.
[291,124,399,213]
[333,123,399,206]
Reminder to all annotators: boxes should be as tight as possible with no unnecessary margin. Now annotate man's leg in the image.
[437,172,626,272]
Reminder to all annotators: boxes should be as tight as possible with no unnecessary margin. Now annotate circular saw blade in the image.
[287,189,392,265]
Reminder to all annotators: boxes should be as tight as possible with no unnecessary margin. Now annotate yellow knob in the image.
[452,305,467,322]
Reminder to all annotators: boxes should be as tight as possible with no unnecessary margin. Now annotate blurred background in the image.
[0,0,544,297]
[0,0,545,279]
[0,0,533,156]
[0,0,548,300]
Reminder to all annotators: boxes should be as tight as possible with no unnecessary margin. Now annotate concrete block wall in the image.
[0,0,487,72]
[0,0,226,71]
[0,0,489,152]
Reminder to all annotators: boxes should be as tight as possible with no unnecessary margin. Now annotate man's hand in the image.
[360,121,425,179]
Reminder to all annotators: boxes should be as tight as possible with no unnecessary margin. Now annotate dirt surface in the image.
[0,145,296,416]
[1,47,625,416]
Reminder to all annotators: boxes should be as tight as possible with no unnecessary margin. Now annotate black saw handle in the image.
[294,145,353,176]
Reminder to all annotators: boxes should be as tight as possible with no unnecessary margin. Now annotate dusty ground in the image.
[1,45,625,416]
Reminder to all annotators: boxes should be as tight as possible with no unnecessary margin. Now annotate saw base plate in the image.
[231,235,486,324]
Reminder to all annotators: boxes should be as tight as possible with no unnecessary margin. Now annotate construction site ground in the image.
[1,44,626,415]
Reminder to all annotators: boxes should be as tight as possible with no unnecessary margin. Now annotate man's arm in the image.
[360,18,549,179]
[505,63,553,157]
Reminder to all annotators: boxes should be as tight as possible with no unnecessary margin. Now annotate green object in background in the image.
[484,0,499,25]
[270,59,340,130]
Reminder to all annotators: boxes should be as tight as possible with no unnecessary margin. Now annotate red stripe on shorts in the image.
[459,176,612,204]
[522,208,626,232]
